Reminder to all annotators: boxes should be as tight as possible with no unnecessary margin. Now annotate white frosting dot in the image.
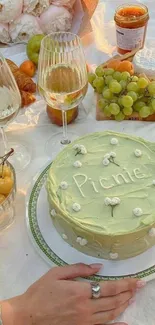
[103,158,110,166]
[62,234,68,240]
[149,228,155,237]
[51,209,56,217]
[104,197,112,206]
[79,145,87,155]
[73,144,80,150]
[110,252,118,260]
[72,203,81,212]
[110,151,116,158]
[73,161,82,168]
[104,153,111,159]
[60,181,68,190]
[133,208,143,217]
[80,238,88,246]
[110,138,118,145]
[76,236,82,243]
[152,180,155,185]
[134,149,142,157]
[111,197,121,206]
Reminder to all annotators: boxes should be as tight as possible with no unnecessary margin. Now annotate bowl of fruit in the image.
[0,150,16,231]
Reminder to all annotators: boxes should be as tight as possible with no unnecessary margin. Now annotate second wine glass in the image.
[38,32,88,156]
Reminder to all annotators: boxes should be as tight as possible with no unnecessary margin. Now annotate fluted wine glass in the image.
[0,53,31,170]
[38,32,88,156]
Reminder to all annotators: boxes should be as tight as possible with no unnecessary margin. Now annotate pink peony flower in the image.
[50,0,76,9]
[9,14,43,42]
[39,5,73,33]
[0,0,23,24]
[0,23,10,43]
[23,0,50,16]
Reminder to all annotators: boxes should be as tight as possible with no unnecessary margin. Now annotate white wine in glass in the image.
[38,32,88,156]
[0,53,31,170]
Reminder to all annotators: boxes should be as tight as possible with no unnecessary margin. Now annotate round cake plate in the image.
[26,163,155,282]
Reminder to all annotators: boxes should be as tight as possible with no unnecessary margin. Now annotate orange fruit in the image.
[117,60,134,75]
[20,60,36,77]
[107,59,120,70]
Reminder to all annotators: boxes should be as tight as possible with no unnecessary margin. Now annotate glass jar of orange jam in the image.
[114,4,149,55]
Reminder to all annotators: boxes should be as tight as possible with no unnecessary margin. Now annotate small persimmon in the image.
[107,59,120,70]
[20,60,36,77]
[117,60,134,75]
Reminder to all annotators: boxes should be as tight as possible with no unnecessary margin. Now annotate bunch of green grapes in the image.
[88,66,155,121]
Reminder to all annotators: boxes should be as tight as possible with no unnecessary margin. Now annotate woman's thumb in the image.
[51,263,103,280]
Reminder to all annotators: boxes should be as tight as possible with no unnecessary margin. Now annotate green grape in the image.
[127,82,139,93]
[113,71,122,82]
[95,66,105,77]
[105,75,114,85]
[133,101,145,112]
[93,77,104,89]
[137,77,149,89]
[96,86,104,94]
[88,72,96,85]
[102,89,113,100]
[149,104,154,115]
[127,91,137,102]
[109,103,120,115]
[121,71,131,81]
[122,95,133,108]
[111,96,118,103]
[104,68,114,76]
[98,98,108,110]
[148,82,155,96]
[132,76,138,82]
[123,106,133,116]
[139,106,151,118]
[115,111,125,121]
[151,99,155,110]
[109,81,122,94]
[118,97,123,107]
[120,80,127,90]
[139,88,146,95]
[104,105,112,117]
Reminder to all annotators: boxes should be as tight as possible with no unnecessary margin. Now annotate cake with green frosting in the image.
[47,131,155,260]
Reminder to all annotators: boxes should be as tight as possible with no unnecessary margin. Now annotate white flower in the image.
[133,208,143,217]
[149,228,155,237]
[110,151,116,158]
[72,203,81,212]
[104,153,111,159]
[104,197,112,206]
[51,209,56,217]
[103,158,110,166]
[110,252,118,260]
[60,181,68,190]
[111,197,121,206]
[73,144,80,150]
[62,234,68,240]
[80,238,88,246]
[134,149,142,157]
[80,145,87,155]
[73,161,82,168]
[110,138,118,145]
[152,180,155,186]
[76,237,82,243]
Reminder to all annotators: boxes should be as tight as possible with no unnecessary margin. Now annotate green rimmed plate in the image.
[26,163,155,282]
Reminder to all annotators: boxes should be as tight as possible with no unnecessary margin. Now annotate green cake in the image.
[47,131,155,260]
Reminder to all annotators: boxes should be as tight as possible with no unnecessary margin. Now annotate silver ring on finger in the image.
[91,282,101,299]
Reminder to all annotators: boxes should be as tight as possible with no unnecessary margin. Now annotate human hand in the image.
[1,263,145,325]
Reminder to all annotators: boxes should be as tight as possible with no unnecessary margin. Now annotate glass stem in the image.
[1,127,8,153]
[61,110,71,145]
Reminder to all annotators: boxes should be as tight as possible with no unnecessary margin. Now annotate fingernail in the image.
[90,263,103,269]
[129,297,135,305]
[136,280,146,289]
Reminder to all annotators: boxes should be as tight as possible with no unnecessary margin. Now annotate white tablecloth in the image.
[1,1,155,324]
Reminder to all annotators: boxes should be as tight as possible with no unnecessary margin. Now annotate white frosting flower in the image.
[110,252,118,260]
[104,153,111,159]
[110,151,116,158]
[51,209,56,217]
[72,203,81,212]
[80,238,88,246]
[134,149,142,157]
[76,237,81,243]
[104,197,112,206]
[79,145,87,155]
[149,228,155,237]
[62,234,68,240]
[73,144,80,150]
[152,180,155,186]
[73,161,82,168]
[111,197,121,206]
[102,158,110,166]
[60,181,68,190]
[133,208,143,217]
[110,138,118,145]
